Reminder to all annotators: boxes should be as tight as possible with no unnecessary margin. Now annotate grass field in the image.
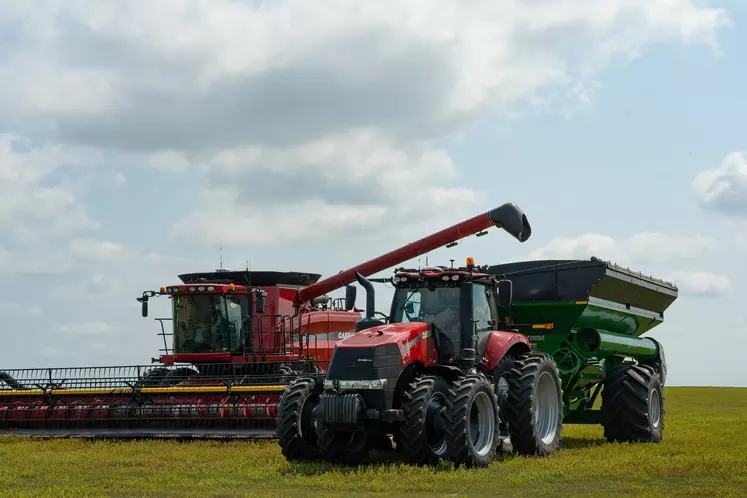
[0,387,745,497]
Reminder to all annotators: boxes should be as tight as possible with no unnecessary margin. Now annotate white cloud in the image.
[527,231,714,265]
[666,271,731,298]
[0,301,43,316]
[57,321,120,337]
[693,151,747,216]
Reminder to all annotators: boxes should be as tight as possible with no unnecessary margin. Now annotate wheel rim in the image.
[534,371,559,445]
[468,391,496,457]
[649,389,661,428]
[426,393,448,455]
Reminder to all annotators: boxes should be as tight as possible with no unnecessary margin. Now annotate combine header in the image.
[0,202,530,439]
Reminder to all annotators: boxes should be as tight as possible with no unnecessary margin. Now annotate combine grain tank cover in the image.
[486,258,678,316]
[178,270,322,287]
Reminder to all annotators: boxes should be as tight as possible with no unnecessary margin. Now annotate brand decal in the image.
[527,335,545,342]
[337,331,355,339]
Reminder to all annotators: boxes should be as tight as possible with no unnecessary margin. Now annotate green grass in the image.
[0,387,745,497]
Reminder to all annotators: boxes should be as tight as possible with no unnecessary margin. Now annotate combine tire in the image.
[602,364,664,443]
[315,425,369,465]
[504,352,564,456]
[445,374,500,468]
[276,377,323,461]
[398,374,450,465]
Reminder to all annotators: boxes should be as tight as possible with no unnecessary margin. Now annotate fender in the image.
[482,330,532,372]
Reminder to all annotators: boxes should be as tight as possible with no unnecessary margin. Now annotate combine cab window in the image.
[172,294,247,353]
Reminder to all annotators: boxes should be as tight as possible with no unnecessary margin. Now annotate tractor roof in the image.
[392,265,496,286]
[178,270,321,288]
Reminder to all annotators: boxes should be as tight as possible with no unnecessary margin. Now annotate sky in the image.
[0,0,745,386]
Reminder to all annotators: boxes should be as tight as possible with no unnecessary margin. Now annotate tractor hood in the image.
[336,322,430,349]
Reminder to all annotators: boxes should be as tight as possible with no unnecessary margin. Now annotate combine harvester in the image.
[0,202,530,439]
[277,236,677,466]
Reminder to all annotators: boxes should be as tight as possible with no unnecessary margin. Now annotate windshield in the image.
[172,294,246,353]
[391,286,461,330]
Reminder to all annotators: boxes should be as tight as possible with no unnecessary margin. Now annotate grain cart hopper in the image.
[485,258,676,444]
[0,202,528,439]
[276,250,677,467]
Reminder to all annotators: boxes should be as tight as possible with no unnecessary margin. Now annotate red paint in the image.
[334,322,439,367]
[481,331,532,372]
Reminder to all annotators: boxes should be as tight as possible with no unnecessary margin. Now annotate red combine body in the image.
[0,202,530,439]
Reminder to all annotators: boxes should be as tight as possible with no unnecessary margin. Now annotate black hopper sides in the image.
[486,257,678,316]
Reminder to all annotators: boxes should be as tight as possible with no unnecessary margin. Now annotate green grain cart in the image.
[488,256,676,445]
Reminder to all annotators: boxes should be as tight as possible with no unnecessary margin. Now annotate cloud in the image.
[57,321,120,337]
[527,232,714,265]
[693,151,747,216]
[665,271,731,298]
[0,1,729,250]
[0,1,727,154]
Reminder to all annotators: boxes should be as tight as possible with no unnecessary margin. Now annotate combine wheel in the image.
[276,377,323,461]
[602,364,664,443]
[504,352,564,456]
[315,425,369,465]
[398,374,450,465]
[445,374,500,468]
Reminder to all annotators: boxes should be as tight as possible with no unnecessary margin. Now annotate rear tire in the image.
[602,364,664,443]
[504,352,564,456]
[276,377,322,461]
[445,374,500,468]
[398,374,450,465]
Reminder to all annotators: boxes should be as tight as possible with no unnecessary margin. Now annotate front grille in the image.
[326,344,401,381]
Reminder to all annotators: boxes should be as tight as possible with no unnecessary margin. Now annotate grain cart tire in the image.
[276,377,323,461]
[315,425,369,465]
[398,374,451,465]
[504,352,564,456]
[602,363,664,443]
[445,374,500,468]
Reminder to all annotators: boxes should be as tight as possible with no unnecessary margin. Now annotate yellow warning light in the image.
[159,287,165,293]
[466,257,475,266]
[228,283,235,290]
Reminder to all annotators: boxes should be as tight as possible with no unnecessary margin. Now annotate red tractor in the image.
[276,205,564,467]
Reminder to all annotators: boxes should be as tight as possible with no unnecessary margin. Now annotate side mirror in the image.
[141,299,148,318]
[497,279,513,308]
[255,293,266,314]
[344,285,357,311]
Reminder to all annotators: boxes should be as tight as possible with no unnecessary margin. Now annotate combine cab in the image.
[0,202,529,439]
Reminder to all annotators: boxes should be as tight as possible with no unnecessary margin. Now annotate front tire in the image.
[316,424,369,465]
[602,363,664,443]
[504,352,564,456]
[276,377,322,461]
[398,374,450,465]
[445,374,500,468]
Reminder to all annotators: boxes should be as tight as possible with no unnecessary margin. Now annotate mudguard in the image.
[481,331,532,372]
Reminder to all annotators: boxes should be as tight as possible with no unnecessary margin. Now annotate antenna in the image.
[425,252,429,267]
[219,245,223,269]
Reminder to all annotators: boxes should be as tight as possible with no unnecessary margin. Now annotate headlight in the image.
[323,379,388,390]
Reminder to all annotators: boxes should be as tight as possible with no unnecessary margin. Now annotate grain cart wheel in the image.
[601,363,664,443]
[315,425,369,465]
[398,374,450,465]
[504,352,564,456]
[276,377,323,461]
[445,374,500,468]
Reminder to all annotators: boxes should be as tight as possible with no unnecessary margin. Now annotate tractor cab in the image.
[384,257,513,367]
